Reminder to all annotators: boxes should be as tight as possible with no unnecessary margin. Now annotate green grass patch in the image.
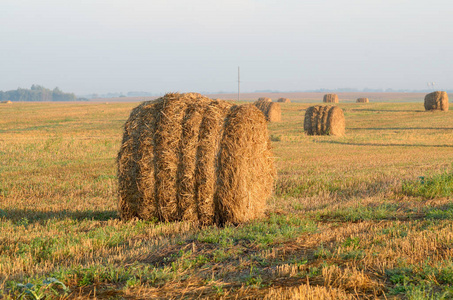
[424,203,453,220]
[197,214,317,248]
[386,262,453,298]
[402,172,453,199]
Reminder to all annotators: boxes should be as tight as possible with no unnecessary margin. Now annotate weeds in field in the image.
[14,278,68,300]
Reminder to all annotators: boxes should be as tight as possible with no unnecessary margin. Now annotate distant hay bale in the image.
[323,94,339,103]
[117,92,275,226]
[424,91,448,111]
[277,98,291,103]
[304,105,345,136]
[1,100,12,104]
[356,98,369,103]
[254,100,282,122]
[258,97,272,102]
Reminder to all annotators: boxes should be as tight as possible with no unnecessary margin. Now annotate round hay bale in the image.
[1,100,12,104]
[323,94,339,103]
[304,105,345,136]
[117,93,276,225]
[214,105,275,225]
[356,98,369,103]
[254,100,282,122]
[424,91,448,111]
[258,97,272,102]
[277,98,291,103]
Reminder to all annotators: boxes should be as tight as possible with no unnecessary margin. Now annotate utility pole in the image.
[238,66,240,102]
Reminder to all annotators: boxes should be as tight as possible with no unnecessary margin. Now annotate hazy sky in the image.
[1,0,453,94]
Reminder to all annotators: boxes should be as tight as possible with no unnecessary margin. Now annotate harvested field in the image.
[1,101,453,299]
[95,92,428,103]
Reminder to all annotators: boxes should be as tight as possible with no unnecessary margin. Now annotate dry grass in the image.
[1,101,453,299]
[263,283,354,299]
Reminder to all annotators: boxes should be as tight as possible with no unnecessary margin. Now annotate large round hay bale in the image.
[277,98,291,103]
[424,91,448,111]
[323,94,339,103]
[117,93,275,226]
[1,100,12,104]
[356,98,369,103]
[304,105,345,136]
[258,97,272,102]
[254,100,282,122]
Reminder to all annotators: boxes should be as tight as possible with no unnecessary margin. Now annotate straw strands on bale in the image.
[356,98,369,103]
[304,105,345,136]
[254,100,282,122]
[424,91,449,111]
[277,98,291,103]
[258,97,272,102]
[323,94,339,103]
[117,93,276,226]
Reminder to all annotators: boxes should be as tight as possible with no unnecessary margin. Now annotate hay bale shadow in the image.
[0,208,118,224]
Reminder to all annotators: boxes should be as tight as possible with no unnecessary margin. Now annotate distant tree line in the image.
[0,85,77,101]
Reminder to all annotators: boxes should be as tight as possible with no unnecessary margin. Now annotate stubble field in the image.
[1,100,453,299]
